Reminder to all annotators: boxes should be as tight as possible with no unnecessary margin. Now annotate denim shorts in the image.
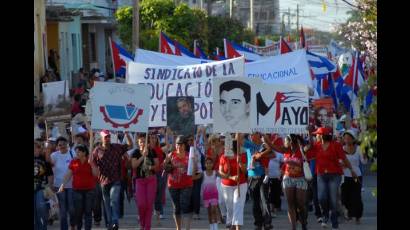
[169,187,193,216]
[282,176,308,190]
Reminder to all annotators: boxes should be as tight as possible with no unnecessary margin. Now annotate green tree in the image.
[114,0,255,56]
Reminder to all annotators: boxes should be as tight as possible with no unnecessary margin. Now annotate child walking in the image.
[202,157,219,230]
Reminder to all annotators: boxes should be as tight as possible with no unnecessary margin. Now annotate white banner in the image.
[134,49,313,88]
[308,45,329,57]
[135,48,213,65]
[242,41,280,56]
[127,57,245,127]
[246,49,313,88]
[251,82,309,134]
[212,77,259,133]
[42,80,71,117]
[91,82,150,132]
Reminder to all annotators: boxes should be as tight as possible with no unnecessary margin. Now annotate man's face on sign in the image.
[220,88,249,128]
[318,108,329,126]
[177,100,192,118]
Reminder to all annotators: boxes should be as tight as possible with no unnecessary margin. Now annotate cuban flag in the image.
[307,51,337,77]
[193,40,209,59]
[159,31,196,58]
[223,39,262,62]
[340,51,366,118]
[280,37,292,54]
[212,47,226,60]
[109,38,134,78]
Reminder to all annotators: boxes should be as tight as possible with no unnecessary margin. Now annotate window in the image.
[270,11,275,20]
[260,12,267,20]
[89,33,97,62]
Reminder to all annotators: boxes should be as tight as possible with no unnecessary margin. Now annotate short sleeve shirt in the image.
[219,153,247,186]
[92,144,128,185]
[167,151,193,189]
[244,139,264,177]
[131,148,157,178]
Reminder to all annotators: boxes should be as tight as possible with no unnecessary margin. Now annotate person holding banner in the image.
[163,135,197,230]
[131,134,159,230]
[92,130,133,230]
[218,139,247,230]
[268,134,312,230]
[150,134,167,221]
[239,132,273,230]
[305,127,358,230]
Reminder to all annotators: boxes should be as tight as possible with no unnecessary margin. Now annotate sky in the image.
[280,0,357,32]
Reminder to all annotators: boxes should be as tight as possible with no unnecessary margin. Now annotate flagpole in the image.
[193,39,197,57]
[350,51,358,117]
[108,37,116,79]
[279,36,282,54]
[223,39,228,59]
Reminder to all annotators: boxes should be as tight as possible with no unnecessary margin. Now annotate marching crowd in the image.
[34,69,370,230]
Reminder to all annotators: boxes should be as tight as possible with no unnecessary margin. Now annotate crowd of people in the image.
[34,68,371,230]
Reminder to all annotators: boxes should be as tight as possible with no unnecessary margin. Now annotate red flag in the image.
[224,39,242,58]
[300,26,306,48]
[280,38,292,54]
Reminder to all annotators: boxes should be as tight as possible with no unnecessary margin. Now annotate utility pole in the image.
[250,0,254,32]
[296,4,299,34]
[230,0,233,18]
[132,0,139,51]
[287,7,290,35]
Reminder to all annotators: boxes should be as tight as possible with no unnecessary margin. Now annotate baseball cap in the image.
[312,127,332,135]
[100,130,111,138]
[343,129,357,140]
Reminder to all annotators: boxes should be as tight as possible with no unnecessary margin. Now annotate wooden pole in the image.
[237,133,240,197]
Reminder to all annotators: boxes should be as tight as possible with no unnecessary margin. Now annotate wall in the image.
[34,0,47,99]
[96,25,107,74]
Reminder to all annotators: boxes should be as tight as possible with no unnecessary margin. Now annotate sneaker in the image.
[111,224,119,230]
[317,217,323,223]
[321,222,328,228]
[271,212,277,218]
[355,218,361,224]
[159,214,164,219]
[264,224,273,229]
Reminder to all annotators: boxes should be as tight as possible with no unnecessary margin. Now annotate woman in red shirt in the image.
[219,139,247,230]
[307,127,357,229]
[59,145,99,230]
[163,135,197,230]
[269,134,311,230]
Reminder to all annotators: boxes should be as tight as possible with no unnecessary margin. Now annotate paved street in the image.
[49,168,376,230]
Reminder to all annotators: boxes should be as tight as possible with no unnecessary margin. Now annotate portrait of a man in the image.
[167,96,195,136]
[218,80,251,131]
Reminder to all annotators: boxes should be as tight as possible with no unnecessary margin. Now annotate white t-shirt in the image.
[268,152,284,179]
[342,146,367,177]
[51,150,74,188]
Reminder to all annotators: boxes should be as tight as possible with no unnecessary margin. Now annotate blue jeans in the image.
[101,181,121,227]
[34,190,48,230]
[55,188,75,230]
[154,173,166,215]
[73,189,95,230]
[317,174,342,228]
